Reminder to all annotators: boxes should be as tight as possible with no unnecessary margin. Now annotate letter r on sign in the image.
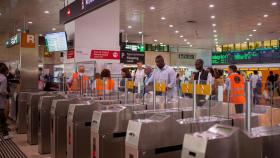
[27,35,35,44]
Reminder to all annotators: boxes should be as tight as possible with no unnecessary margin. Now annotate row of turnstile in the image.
[16,91,280,158]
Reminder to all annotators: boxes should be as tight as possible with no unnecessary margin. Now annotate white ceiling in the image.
[0,0,279,50]
[120,0,280,49]
[0,0,64,35]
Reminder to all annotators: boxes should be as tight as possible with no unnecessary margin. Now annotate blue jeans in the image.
[253,88,259,105]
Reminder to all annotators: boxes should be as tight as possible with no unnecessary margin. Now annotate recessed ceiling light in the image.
[160,43,163,45]
[216,45,219,47]
[154,39,158,42]
[253,29,257,32]
[0,12,2,16]
[264,14,268,18]
[187,42,190,45]
[17,29,21,32]
[213,30,217,33]
[212,23,216,27]
[44,10,50,14]
[169,24,173,28]
[180,35,184,38]
[175,30,179,34]
[249,34,253,37]
[128,25,132,29]
[246,38,250,41]
[28,21,33,24]
[150,6,155,10]
[244,42,247,44]
[161,17,166,20]
[190,45,193,47]
[215,41,219,44]
[211,15,215,19]
[52,28,56,31]
[214,34,218,37]
[209,4,215,8]
[184,39,187,42]
[138,31,143,34]
[39,34,43,36]
[257,22,262,26]
[214,38,218,41]
[272,2,277,6]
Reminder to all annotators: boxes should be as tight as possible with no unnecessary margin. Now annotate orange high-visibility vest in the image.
[95,79,103,95]
[228,73,245,104]
[105,79,115,91]
[69,72,89,91]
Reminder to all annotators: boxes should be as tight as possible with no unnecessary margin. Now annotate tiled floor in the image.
[9,122,50,158]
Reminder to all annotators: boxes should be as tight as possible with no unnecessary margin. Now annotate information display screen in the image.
[45,32,68,52]
[212,49,280,65]
[212,52,229,65]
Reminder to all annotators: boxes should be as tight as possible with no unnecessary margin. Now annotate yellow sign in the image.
[196,84,211,95]
[126,80,134,90]
[181,83,193,94]
[155,82,166,93]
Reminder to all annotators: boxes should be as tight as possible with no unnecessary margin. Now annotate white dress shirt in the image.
[134,68,145,86]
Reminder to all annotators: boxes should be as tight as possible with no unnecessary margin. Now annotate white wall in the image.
[74,0,120,72]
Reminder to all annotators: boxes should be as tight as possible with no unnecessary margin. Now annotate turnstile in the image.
[181,124,240,158]
[16,92,30,134]
[51,98,90,158]
[125,114,231,158]
[67,100,120,158]
[27,92,49,145]
[38,94,65,154]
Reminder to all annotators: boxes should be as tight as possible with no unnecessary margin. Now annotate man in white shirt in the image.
[134,61,145,92]
[146,55,177,100]
[250,70,260,104]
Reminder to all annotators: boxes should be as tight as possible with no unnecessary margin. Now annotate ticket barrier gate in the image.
[27,92,50,145]
[50,97,94,158]
[91,106,197,158]
[125,114,231,158]
[181,124,240,158]
[67,100,123,158]
[38,94,65,154]
[16,92,30,134]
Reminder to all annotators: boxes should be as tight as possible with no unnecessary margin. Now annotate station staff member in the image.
[67,66,89,92]
[146,55,177,100]
[225,65,245,113]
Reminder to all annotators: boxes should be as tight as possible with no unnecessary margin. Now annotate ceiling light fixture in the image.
[154,39,158,42]
[180,35,184,38]
[169,25,173,28]
[138,31,143,34]
[39,34,43,36]
[209,4,215,8]
[246,38,250,41]
[44,10,50,14]
[249,34,253,37]
[214,38,218,41]
[52,28,56,31]
[257,22,262,26]
[264,14,268,18]
[216,45,219,47]
[161,17,166,20]
[216,41,219,44]
[244,42,247,44]
[212,23,216,27]
[175,30,179,34]
[0,12,2,16]
[184,39,187,42]
[253,29,257,32]
[160,43,163,45]
[187,42,190,45]
[213,30,217,33]
[190,45,193,47]
[150,6,155,10]
[17,29,21,32]
[211,15,216,19]
[28,21,33,24]
[272,2,277,6]
[128,25,132,29]
[214,34,218,37]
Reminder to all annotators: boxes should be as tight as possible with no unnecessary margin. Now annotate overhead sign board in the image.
[90,49,120,60]
[21,33,36,48]
[5,34,20,48]
[120,51,145,64]
[60,0,115,24]
[212,48,280,65]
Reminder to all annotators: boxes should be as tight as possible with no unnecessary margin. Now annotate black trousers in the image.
[235,104,244,114]
[0,109,8,136]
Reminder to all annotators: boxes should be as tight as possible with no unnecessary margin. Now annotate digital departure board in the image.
[45,32,68,52]
[232,51,259,64]
[212,52,229,65]
[212,48,280,65]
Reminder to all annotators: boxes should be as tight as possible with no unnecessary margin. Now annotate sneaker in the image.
[3,135,12,140]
